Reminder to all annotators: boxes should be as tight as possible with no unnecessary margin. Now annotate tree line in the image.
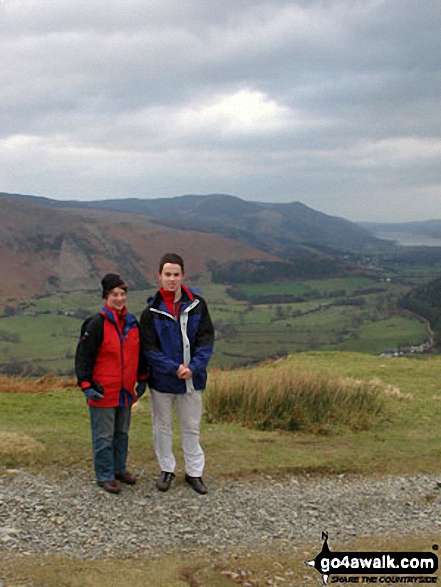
[399,275,441,348]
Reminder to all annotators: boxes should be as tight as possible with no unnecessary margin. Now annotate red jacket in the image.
[75,305,146,408]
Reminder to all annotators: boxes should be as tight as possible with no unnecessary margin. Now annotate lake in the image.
[375,231,441,247]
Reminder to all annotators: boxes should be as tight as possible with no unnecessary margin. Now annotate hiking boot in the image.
[185,474,208,495]
[156,471,175,492]
[97,480,121,494]
[115,471,137,485]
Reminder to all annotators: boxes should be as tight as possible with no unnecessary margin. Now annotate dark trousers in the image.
[89,405,132,482]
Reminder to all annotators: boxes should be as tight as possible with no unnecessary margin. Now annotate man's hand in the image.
[177,364,193,380]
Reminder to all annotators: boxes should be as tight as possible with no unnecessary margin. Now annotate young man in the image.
[140,253,214,494]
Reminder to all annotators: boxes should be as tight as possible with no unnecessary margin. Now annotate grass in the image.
[1,534,439,586]
[2,352,441,479]
[333,314,430,353]
[237,275,383,298]
[213,307,428,366]
[205,363,384,432]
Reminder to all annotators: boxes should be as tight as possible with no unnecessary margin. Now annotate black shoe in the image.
[185,474,208,495]
[156,471,175,492]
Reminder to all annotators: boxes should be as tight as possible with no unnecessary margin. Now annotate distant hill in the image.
[0,191,386,309]
[1,192,379,252]
[0,196,276,309]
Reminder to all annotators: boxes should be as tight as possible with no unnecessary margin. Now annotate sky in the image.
[1,0,440,223]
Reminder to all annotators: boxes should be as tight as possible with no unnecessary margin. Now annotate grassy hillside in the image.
[1,351,441,477]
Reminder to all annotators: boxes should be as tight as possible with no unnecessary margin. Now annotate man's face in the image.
[159,263,184,293]
[106,287,127,311]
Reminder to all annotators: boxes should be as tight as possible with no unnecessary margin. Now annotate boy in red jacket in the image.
[75,274,147,494]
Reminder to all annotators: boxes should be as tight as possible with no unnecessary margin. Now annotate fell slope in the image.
[0,198,276,308]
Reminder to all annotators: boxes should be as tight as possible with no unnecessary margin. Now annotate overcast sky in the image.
[1,0,440,222]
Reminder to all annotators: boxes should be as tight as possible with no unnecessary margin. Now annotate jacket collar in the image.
[102,304,127,322]
[156,285,194,316]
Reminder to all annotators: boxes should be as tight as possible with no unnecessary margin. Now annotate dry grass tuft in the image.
[205,363,385,433]
[0,431,45,455]
[0,374,76,394]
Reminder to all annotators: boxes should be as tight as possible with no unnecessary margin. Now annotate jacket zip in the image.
[110,313,128,407]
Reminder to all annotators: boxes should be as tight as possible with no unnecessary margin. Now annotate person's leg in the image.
[176,391,204,477]
[150,389,176,473]
[113,406,131,476]
[89,406,116,482]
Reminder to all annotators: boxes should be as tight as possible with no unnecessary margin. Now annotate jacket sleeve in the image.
[188,298,214,375]
[136,319,149,381]
[74,315,104,388]
[139,307,180,375]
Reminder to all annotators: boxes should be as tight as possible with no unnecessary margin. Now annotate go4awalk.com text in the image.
[306,533,438,585]
[330,575,437,583]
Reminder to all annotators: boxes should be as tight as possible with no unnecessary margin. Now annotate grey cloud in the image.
[0,0,440,221]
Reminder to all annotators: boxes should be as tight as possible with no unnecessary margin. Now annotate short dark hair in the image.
[159,253,185,274]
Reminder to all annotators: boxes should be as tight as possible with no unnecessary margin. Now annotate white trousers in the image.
[150,388,205,477]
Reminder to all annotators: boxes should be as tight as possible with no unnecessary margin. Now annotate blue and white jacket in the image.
[139,285,214,394]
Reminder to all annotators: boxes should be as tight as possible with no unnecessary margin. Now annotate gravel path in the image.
[1,469,441,561]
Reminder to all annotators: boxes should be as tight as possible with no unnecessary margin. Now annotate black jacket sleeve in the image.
[195,297,215,348]
[74,314,104,387]
[188,296,215,374]
[135,317,149,380]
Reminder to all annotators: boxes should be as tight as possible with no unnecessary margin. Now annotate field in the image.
[1,352,441,585]
[0,274,430,374]
[198,274,429,366]
[234,275,381,298]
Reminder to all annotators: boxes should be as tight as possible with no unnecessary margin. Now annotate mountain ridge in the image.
[0,196,277,309]
[1,191,379,252]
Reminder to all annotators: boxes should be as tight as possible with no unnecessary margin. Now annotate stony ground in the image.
[1,469,441,563]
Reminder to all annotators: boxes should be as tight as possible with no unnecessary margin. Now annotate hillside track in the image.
[1,469,440,561]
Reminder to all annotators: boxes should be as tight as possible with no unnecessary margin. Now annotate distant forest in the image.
[400,276,441,348]
[208,256,348,284]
